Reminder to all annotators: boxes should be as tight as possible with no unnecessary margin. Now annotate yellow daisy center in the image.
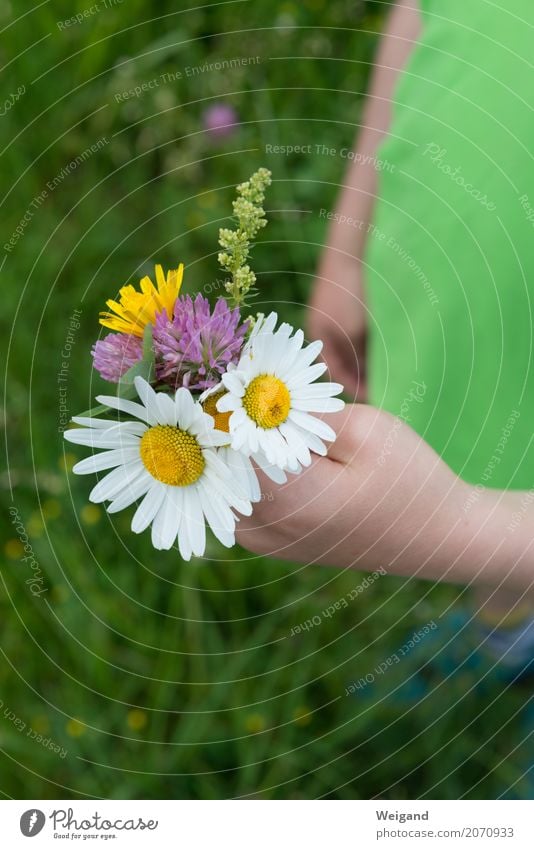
[202,391,231,433]
[242,374,291,429]
[140,425,204,486]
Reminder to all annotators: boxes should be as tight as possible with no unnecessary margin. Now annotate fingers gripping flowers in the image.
[67,168,345,558]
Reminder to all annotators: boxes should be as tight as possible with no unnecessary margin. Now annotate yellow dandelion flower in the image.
[27,513,44,537]
[197,192,217,209]
[42,499,61,520]
[51,585,70,604]
[59,452,77,472]
[5,539,24,559]
[244,713,266,734]
[126,709,147,731]
[80,504,101,526]
[32,715,50,735]
[99,263,184,337]
[293,706,312,727]
[66,718,86,737]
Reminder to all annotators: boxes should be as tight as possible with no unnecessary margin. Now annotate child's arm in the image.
[308,0,420,400]
[236,405,534,592]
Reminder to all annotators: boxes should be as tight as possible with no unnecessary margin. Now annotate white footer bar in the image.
[1,799,532,848]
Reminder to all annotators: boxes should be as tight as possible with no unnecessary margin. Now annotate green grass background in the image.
[1,0,529,799]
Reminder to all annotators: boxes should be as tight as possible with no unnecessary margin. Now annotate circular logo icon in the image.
[20,810,46,837]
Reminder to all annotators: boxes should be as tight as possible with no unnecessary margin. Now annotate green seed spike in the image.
[218,168,272,309]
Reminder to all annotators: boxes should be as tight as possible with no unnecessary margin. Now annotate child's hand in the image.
[235,405,476,581]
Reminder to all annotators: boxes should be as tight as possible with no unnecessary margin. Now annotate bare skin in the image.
[236,405,534,592]
[308,0,421,401]
[237,2,534,598]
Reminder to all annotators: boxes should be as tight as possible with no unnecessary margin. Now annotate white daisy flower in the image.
[64,377,253,560]
[216,312,345,472]
[200,382,290,489]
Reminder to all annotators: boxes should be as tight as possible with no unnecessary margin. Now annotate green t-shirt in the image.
[366,0,534,489]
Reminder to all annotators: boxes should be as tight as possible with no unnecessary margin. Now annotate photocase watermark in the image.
[0,84,25,118]
[462,409,520,512]
[50,808,158,834]
[8,506,48,597]
[507,489,534,534]
[519,193,534,229]
[114,56,261,102]
[267,143,395,172]
[345,620,438,695]
[56,0,123,30]
[20,810,46,837]
[376,380,427,466]
[57,309,83,433]
[4,137,109,254]
[289,568,386,636]
[422,142,497,212]
[202,277,227,296]
[319,211,439,307]
[0,699,68,759]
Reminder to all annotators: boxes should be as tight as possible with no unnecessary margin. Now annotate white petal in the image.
[131,482,166,533]
[288,410,336,441]
[187,410,217,438]
[286,453,301,473]
[95,395,156,425]
[246,423,260,454]
[199,429,231,448]
[89,461,145,503]
[275,330,305,376]
[204,449,232,479]
[71,416,116,429]
[73,447,140,475]
[228,407,248,427]
[134,377,162,424]
[199,383,224,403]
[151,488,181,550]
[198,481,235,547]
[203,467,252,517]
[216,394,241,413]
[107,472,153,513]
[291,397,345,413]
[244,311,278,354]
[263,427,293,468]
[291,382,344,399]
[178,512,192,561]
[293,339,323,370]
[182,486,206,558]
[175,387,196,430]
[278,421,312,466]
[111,421,148,437]
[296,427,328,456]
[221,447,261,503]
[221,372,245,397]
[255,312,278,337]
[155,391,178,425]
[252,451,288,484]
[251,333,277,372]
[230,420,255,453]
[286,362,328,390]
[64,429,141,449]
[274,322,294,340]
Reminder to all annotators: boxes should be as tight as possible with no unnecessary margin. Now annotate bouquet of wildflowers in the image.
[65,169,344,559]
